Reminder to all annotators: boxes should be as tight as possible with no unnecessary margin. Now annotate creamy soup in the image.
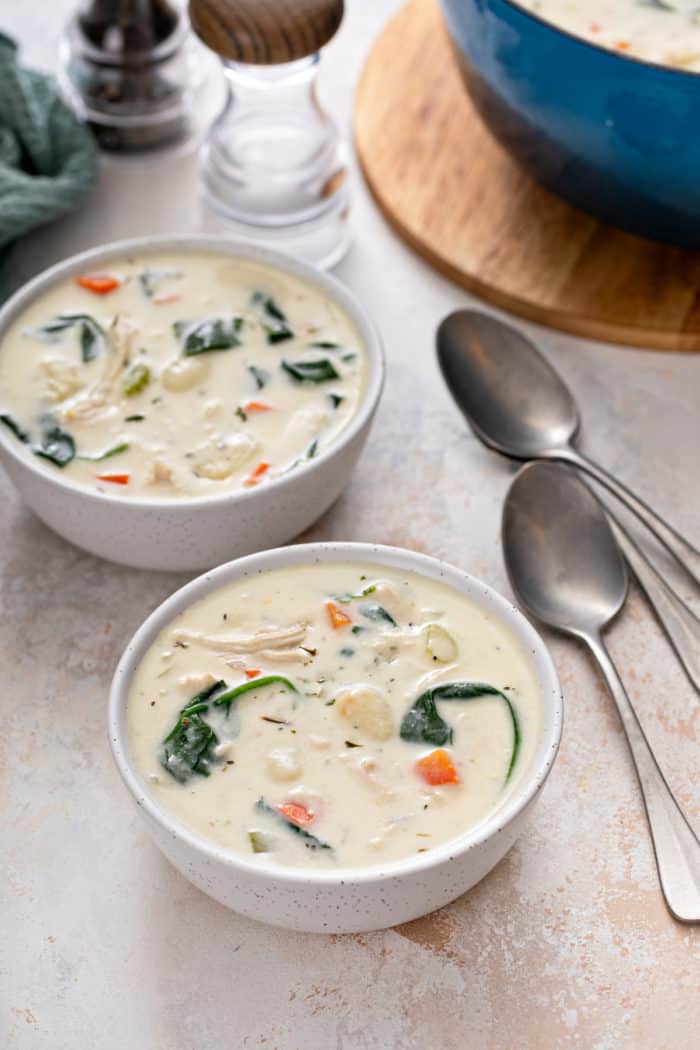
[525,0,700,71]
[127,563,543,869]
[0,253,366,498]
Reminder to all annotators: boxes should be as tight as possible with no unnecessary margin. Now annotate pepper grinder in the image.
[189,0,350,268]
[59,0,216,151]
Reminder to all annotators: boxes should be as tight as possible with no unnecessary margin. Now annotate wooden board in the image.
[354,0,700,351]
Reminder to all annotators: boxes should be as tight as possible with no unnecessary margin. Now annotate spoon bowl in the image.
[503,461,627,635]
[437,309,579,458]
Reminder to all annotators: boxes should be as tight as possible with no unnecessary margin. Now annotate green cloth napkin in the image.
[0,33,97,287]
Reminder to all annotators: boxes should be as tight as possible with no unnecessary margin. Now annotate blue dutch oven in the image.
[439,0,700,248]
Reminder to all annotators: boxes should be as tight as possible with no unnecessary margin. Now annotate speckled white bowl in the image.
[0,236,384,571]
[109,542,563,933]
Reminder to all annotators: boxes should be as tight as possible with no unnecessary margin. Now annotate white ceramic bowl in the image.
[109,542,563,933]
[0,236,384,571]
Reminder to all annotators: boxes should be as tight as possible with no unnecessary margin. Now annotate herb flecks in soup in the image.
[525,0,700,70]
[0,254,366,498]
[127,564,542,868]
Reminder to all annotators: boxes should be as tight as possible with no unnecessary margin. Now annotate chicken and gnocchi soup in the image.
[127,563,543,868]
[0,253,366,497]
[524,0,700,71]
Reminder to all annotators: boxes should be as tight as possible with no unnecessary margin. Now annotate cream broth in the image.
[525,0,700,70]
[0,253,366,498]
[127,563,543,869]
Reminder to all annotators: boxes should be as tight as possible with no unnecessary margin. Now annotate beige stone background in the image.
[2,2,699,1048]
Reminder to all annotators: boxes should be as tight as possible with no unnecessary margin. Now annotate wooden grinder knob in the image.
[189,0,344,64]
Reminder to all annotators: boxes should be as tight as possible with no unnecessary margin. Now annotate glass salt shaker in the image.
[189,0,350,268]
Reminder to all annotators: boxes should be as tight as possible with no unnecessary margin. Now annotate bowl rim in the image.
[473,0,700,81]
[108,541,564,886]
[0,234,385,509]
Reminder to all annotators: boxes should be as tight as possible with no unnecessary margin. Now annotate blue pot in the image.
[439,0,700,248]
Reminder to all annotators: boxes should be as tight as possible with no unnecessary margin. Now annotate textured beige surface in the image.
[2,2,700,1047]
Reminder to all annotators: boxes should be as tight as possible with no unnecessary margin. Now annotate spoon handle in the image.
[558,448,700,589]
[607,517,700,697]
[585,631,700,923]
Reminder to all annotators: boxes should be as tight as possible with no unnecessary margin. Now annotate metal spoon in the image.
[502,461,700,923]
[437,309,700,587]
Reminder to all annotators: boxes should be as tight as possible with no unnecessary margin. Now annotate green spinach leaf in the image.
[33,419,75,467]
[281,359,340,384]
[161,709,219,783]
[360,603,396,626]
[160,680,228,783]
[174,317,242,355]
[30,314,107,363]
[251,291,294,343]
[139,267,181,298]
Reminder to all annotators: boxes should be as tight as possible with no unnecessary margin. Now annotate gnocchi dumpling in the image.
[335,683,394,741]
[266,747,303,782]
[161,355,209,392]
[40,358,84,403]
[192,433,259,480]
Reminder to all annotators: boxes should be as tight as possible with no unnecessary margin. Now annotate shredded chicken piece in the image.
[61,315,136,423]
[233,647,309,664]
[172,623,307,654]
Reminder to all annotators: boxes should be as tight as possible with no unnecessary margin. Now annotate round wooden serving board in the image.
[354,0,700,351]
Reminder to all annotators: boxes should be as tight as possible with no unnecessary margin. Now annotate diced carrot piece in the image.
[76,274,120,295]
[97,473,129,485]
[277,801,314,827]
[415,749,460,786]
[244,401,273,413]
[615,41,630,51]
[325,600,352,629]
[245,668,261,679]
[244,461,270,487]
